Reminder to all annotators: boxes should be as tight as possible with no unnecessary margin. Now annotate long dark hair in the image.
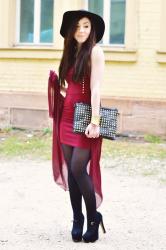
[59,16,96,87]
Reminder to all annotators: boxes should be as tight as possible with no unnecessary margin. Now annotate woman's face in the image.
[74,17,91,45]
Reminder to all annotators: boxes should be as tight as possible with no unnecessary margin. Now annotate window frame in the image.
[85,0,126,46]
[156,0,166,63]
[16,0,54,45]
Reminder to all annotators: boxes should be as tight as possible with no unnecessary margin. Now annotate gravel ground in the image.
[0,158,166,250]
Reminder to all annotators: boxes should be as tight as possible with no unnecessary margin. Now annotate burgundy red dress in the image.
[48,69,103,207]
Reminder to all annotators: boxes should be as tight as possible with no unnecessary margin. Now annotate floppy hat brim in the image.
[60,10,105,43]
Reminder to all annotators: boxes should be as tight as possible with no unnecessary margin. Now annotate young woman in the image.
[48,10,106,243]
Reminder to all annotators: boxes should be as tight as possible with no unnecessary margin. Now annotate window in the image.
[88,0,126,45]
[17,0,54,44]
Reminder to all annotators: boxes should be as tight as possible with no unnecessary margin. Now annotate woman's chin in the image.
[76,38,87,44]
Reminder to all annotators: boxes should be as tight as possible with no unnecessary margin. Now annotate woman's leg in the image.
[70,146,106,243]
[71,147,96,223]
[62,144,84,242]
[61,144,83,218]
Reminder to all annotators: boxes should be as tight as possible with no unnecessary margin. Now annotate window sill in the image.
[0,46,137,62]
[156,50,166,63]
[0,47,62,59]
[102,46,137,62]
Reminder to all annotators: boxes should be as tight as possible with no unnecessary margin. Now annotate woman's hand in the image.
[85,123,100,138]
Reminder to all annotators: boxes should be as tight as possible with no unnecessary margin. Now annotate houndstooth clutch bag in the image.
[73,102,118,140]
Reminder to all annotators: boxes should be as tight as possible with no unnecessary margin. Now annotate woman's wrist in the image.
[91,115,100,126]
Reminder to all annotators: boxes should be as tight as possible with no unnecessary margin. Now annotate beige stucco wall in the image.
[0,0,166,98]
[0,0,166,134]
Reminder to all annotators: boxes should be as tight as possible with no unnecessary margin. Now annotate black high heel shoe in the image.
[71,213,84,242]
[82,212,106,243]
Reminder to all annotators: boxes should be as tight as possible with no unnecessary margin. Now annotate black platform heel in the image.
[71,213,84,242]
[82,212,106,243]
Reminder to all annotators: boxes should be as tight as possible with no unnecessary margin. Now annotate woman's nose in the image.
[79,26,84,32]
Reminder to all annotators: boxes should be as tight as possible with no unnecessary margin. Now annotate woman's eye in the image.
[76,25,89,30]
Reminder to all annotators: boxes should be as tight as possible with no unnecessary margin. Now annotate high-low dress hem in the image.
[48,70,103,208]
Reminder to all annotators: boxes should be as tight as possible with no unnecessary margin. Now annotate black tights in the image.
[62,144,96,222]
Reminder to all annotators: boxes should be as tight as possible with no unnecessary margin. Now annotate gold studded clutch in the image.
[73,102,119,140]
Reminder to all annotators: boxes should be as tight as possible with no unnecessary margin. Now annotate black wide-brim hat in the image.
[60,10,105,43]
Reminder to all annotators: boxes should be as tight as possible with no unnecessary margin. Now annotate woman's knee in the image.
[71,147,90,179]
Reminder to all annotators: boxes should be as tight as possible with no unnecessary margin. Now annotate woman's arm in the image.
[60,82,67,97]
[90,45,105,119]
[85,45,105,138]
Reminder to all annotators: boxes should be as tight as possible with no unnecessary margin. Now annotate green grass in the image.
[102,139,166,159]
[0,129,166,160]
[144,134,163,143]
[0,130,52,160]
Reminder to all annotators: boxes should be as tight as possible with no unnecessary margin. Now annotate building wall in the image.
[0,0,166,135]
